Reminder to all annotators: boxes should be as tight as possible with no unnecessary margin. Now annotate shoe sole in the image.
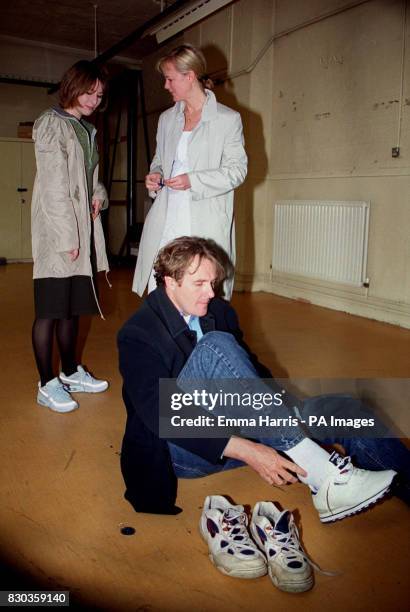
[319,480,394,523]
[269,566,314,593]
[199,520,267,579]
[37,396,78,413]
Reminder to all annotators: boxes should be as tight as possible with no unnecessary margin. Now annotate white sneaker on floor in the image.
[313,451,396,523]
[250,502,314,593]
[60,366,108,393]
[199,495,267,579]
[37,378,78,413]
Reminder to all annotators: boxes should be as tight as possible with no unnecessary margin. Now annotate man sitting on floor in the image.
[117,237,409,587]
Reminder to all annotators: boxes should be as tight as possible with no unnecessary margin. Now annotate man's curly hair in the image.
[153,236,232,293]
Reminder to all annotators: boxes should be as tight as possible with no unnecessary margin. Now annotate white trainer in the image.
[60,366,108,393]
[313,451,396,523]
[250,502,314,593]
[37,378,78,413]
[199,495,267,579]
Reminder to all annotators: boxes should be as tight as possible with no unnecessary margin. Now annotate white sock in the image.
[285,438,332,491]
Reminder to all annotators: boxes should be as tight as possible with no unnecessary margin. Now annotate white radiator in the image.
[272,200,370,286]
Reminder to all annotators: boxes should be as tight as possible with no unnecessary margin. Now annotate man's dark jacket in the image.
[117,286,272,515]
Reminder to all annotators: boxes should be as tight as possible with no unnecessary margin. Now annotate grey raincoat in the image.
[31,108,109,280]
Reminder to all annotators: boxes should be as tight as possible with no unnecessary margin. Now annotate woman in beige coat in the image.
[31,60,109,413]
[132,44,247,299]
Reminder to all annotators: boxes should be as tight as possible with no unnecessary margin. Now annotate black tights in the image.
[32,317,79,386]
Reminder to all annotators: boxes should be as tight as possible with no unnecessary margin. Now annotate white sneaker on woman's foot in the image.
[199,495,267,579]
[313,452,396,523]
[37,378,78,413]
[60,366,108,393]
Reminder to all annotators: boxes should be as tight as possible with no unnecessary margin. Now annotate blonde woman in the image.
[133,44,247,299]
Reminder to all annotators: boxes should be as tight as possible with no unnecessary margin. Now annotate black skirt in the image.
[34,217,102,319]
[34,275,99,319]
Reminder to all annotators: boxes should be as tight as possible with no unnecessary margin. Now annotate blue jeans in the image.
[168,332,410,504]
[175,331,305,450]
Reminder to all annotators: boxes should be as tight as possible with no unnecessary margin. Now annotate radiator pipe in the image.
[211,0,375,83]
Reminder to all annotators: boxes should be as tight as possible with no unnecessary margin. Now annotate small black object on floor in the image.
[120,526,136,536]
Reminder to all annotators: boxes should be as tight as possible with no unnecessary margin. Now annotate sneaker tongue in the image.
[257,515,274,533]
[224,507,244,524]
[274,510,290,534]
[329,451,351,472]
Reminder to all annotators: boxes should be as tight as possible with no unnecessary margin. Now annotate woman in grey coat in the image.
[132,44,247,299]
[31,61,109,413]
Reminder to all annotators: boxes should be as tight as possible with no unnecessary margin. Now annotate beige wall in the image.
[0,36,95,137]
[263,0,410,330]
[0,83,58,138]
[0,36,139,137]
[140,0,409,328]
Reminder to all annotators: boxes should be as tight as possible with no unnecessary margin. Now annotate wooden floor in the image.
[0,263,409,611]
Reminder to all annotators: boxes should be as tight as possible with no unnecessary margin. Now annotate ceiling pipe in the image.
[48,0,191,93]
[93,4,99,58]
[93,0,191,65]
[211,0,375,84]
[1,77,56,88]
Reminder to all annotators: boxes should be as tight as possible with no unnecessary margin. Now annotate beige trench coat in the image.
[31,108,109,279]
[132,90,247,298]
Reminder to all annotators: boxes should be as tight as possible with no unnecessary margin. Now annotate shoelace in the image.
[75,368,94,385]
[330,452,355,481]
[221,509,259,553]
[271,518,339,577]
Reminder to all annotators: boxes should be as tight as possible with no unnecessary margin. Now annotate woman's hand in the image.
[92,198,103,220]
[223,437,307,486]
[145,172,163,192]
[164,173,191,191]
[68,249,79,262]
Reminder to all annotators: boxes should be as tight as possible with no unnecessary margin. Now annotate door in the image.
[20,142,35,259]
[0,139,35,260]
[0,141,21,259]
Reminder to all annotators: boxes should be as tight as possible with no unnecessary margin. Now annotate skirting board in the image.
[234,272,410,330]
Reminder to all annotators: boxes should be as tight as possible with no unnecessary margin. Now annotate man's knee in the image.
[199,330,239,350]
[195,331,252,368]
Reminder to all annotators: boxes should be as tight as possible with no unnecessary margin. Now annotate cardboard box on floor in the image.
[17,122,34,139]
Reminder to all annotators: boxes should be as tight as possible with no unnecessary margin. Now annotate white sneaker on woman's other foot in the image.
[313,452,396,523]
[37,378,78,413]
[199,495,267,579]
[60,366,108,393]
[251,502,314,593]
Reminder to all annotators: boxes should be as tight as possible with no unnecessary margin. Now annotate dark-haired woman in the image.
[132,44,247,300]
[31,60,109,413]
